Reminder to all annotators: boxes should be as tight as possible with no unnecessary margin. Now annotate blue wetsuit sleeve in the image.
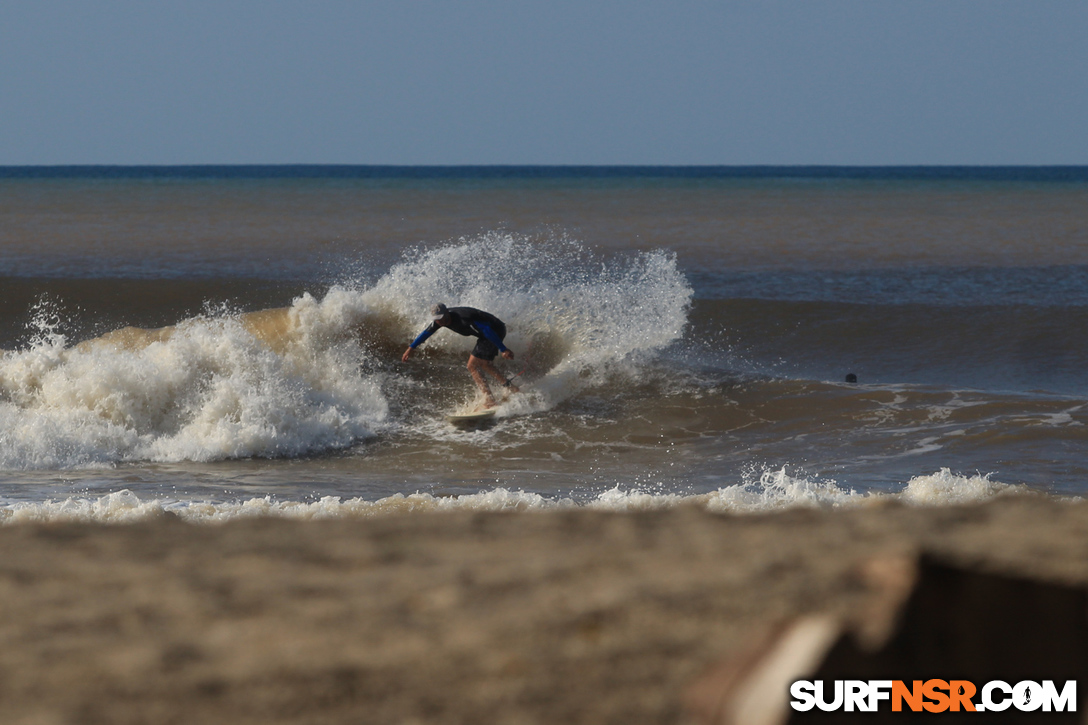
[474,321,508,352]
[410,324,437,349]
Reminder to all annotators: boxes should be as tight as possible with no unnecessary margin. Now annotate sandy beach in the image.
[0,495,1085,724]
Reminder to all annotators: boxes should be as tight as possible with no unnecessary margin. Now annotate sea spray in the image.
[0,234,692,469]
[703,467,862,511]
[361,232,693,413]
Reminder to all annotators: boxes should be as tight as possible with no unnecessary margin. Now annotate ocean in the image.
[2,166,1087,523]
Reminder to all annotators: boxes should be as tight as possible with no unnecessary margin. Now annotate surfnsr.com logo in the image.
[790,679,1077,713]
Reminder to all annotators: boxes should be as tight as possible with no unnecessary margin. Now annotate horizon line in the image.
[2,164,1087,182]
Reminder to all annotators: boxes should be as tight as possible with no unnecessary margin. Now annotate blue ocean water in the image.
[1,167,1087,523]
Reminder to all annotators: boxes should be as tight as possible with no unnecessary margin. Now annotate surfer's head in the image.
[431,303,449,323]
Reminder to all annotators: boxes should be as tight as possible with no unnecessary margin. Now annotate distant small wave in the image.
[0,467,1035,526]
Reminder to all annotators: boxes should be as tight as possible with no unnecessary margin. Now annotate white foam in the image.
[898,467,1012,505]
[0,297,388,468]
[702,467,863,512]
[0,234,692,469]
[0,468,1035,526]
[1,489,172,525]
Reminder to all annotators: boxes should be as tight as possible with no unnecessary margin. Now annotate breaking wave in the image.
[0,467,1032,525]
[0,234,692,469]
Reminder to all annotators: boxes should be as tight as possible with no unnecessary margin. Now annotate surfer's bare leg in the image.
[476,356,520,394]
[467,355,498,408]
[483,360,510,384]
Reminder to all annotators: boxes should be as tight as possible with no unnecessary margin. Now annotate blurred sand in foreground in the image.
[1,496,1086,724]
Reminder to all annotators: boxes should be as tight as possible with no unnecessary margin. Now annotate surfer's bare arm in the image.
[502,350,514,360]
[401,347,413,362]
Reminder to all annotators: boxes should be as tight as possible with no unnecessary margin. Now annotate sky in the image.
[1,1,1086,166]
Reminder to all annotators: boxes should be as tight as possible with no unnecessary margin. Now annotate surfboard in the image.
[446,409,497,424]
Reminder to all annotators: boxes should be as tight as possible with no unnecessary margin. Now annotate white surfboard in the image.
[446,408,497,424]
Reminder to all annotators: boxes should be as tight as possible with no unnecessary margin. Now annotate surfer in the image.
[401,303,517,409]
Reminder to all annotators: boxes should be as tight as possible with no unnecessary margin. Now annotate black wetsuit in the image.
[409,307,509,361]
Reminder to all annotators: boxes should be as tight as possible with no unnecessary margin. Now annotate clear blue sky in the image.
[2,1,1086,165]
